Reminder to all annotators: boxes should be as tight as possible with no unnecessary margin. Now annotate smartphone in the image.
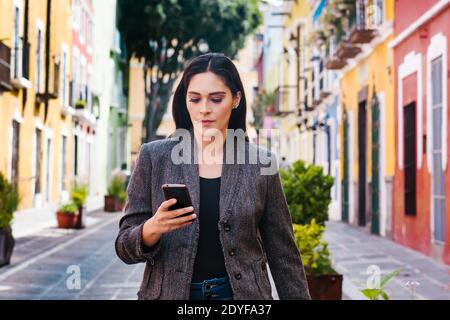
[161,184,195,220]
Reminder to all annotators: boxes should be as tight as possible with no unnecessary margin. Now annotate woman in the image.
[115,53,311,300]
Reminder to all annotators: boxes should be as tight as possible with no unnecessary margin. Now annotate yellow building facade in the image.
[339,0,395,236]
[0,0,74,210]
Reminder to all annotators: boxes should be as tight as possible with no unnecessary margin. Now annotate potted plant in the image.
[56,202,79,229]
[293,219,343,300]
[0,173,20,268]
[104,176,127,212]
[280,160,334,226]
[281,160,341,299]
[70,182,89,229]
[75,99,86,109]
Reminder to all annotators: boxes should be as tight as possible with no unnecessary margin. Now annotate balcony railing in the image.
[0,41,12,92]
[348,0,380,44]
[336,41,361,60]
[325,31,347,70]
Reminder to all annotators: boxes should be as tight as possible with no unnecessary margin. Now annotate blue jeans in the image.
[189,276,234,300]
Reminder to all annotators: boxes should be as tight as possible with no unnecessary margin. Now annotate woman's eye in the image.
[211,99,222,103]
[189,98,200,103]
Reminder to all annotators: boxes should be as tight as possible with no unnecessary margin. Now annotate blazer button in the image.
[224,223,231,232]
[234,272,242,280]
[229,249,235,256]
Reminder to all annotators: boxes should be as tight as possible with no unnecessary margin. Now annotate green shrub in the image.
[0,173,21,229]
[58,202,79,214]
[280,160,334,225]
[108,176,127,203]
[293,219,335,275]
[75,99,87,109]
[71,182,89,208]
[118,191,127,203]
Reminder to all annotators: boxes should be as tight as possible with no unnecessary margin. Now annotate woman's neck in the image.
[193,128,226,164]
[193,128,226,149]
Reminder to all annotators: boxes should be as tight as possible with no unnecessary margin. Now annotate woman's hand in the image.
[142,198,196,247]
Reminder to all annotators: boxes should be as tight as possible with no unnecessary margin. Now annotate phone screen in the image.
[162,184,194,216]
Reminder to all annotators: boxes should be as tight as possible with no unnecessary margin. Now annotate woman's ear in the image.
[233,91,242,108]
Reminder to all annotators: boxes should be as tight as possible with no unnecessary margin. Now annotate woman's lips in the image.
[201,120,215,126]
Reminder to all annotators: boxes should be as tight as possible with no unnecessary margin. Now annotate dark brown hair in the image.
[171,52,248,134]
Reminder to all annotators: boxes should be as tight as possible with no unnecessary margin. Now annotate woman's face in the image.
[186,72,241,140]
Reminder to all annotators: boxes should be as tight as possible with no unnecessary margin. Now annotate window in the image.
[45,138,52,202]
[36,26,44,92]
[80,7,85,43]
[61,49,68,106]
[61,136,67,191]
[12,4,22,79]
[35,128,42,194]
[404,102,417,216]
[303,78,309,109]
[319,59,324,92]
[11,120,20,186]
[431,56,446,241]
[374,0,384,26]
[87,19,93,49]
[74,134,78,176]
[72,49,79,105]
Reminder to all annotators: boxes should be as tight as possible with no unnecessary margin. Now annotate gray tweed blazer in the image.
[115,131,311,300]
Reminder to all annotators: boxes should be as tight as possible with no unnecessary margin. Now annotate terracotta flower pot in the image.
[0,227,15,268]
[306,273,343,300]
[117,201,125,212]
[104,195,124,212]
[56,211,78,229]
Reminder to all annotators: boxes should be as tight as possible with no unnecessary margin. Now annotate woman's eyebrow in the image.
[209,91,226,95]
[187,91,226,95]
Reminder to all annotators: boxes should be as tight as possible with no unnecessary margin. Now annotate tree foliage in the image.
[118,0,262,141]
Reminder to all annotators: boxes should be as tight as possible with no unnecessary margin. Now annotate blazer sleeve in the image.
[115,143,162,265]
[259,169,311,300]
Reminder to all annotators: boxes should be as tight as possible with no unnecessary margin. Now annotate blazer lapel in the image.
[180,129,242,223]
[219,160,241,223]
[180,137,200,218]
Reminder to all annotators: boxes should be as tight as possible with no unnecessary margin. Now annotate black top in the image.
[191,176,228,282]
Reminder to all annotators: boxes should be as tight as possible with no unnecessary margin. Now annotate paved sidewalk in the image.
[11,196,105,238]
[324,221,450,300]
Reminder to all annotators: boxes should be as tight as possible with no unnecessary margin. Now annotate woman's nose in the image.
[199,102,211,114]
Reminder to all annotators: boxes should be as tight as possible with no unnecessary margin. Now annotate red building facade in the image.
[392,0,450,264]
[71,0,96,187]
